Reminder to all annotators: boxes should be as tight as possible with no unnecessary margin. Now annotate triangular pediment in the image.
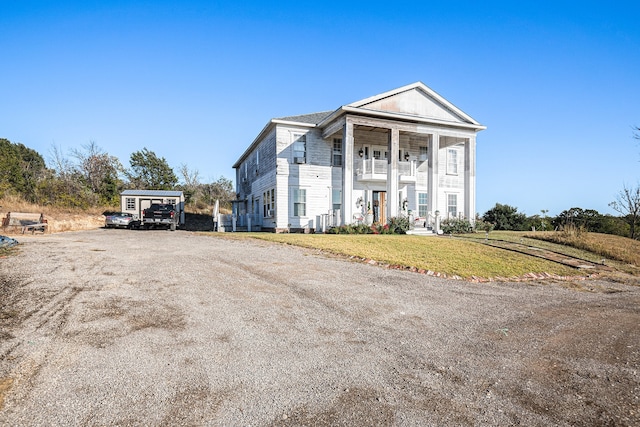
[348,82,479,125]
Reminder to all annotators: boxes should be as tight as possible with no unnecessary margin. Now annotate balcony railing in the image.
[356,159,417,182]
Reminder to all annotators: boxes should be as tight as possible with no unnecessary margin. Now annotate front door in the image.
[373,191,387,224]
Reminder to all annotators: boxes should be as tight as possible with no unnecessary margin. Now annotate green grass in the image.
[213,233,580,279]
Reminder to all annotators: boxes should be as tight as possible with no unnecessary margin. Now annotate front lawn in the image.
[215,233,580,279]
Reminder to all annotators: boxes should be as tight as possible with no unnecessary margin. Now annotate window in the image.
[332,138,342,166]
[447,194,458,218]
[126,198,135,210]
[419,146,428,161]
[263,189,275,217]
[418,193,428,217]
[293,134,306,163]
[293,189,306,217]
[447,148,458,175]
[373,150,381,160]
[332,189,341,211]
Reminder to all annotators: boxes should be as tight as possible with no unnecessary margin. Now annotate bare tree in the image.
[178,163,200,188]
[178,163,202,207]
[71,141,123,195]
[609,184,640,239]
[49,144,74,177]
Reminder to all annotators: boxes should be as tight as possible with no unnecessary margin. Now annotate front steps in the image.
[406,228,437,236]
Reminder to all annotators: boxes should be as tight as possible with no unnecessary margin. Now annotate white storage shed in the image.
[120,190,185,225]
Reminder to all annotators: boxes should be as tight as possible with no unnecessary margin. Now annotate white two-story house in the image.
[232,82,485,233]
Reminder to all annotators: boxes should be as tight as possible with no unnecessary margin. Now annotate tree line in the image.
[0,138,234,210]
[2,136,638,238]
[480,201,638,240]
[477,125,640,239]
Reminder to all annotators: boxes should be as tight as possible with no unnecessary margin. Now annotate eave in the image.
[232,119,316,169]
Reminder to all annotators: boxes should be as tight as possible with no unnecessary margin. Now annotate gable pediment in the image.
[348,82,479,126]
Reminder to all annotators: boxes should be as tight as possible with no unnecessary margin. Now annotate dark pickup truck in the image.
[142,203,179,230]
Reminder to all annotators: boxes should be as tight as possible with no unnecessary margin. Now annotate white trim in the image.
[346,81,483,127]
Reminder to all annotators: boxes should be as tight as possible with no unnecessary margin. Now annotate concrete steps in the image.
[406,228,437,236]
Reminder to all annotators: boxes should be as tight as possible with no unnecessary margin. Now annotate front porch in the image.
[323,114,477,226]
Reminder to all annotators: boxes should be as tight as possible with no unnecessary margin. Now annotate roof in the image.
[274,111,333,125]
[317,81,485,130]
[120,190,183,197]
[234,82,485,168]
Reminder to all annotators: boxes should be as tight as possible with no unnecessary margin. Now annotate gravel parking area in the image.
[1,229,638,426]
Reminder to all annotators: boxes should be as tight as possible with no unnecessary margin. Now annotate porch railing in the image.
[356,159,416,179]
[216,213,263,232]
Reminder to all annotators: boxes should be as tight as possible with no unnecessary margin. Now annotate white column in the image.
[342,120,354,224]
[464,136,476,223]
[387,127,399,220]
[428,133,439,225]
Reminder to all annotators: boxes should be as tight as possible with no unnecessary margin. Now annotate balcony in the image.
[356,159,417,183]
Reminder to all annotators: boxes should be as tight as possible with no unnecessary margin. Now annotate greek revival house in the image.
[231,82,485,233]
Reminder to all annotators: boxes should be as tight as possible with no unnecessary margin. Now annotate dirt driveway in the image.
[0,229,638,426]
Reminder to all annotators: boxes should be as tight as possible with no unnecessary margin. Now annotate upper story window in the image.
[332,138,342,166]
[256,150,259,174]
[293,134,306,164]
[447,148,458,175]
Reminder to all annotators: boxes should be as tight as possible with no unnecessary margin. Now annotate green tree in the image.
[0,138,46,200]
[126,148,178,190]
[202,176,235,210]
[482,203,527,231]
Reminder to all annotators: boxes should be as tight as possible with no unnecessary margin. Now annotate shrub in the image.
[387,216,411,234]
[327,217,410,235]
[474,218,495,234]
[327,224,372,234]
[441,217,473,234]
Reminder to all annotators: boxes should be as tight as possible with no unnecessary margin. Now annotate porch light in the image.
[404,152,410,161]
[358,148,364,157]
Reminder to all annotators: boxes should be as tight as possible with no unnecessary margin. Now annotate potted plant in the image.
[364,202,374,226]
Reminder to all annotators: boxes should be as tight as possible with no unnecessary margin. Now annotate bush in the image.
[482,203,527,230]
[327,224,373,234]
[327,217,410,235]
[441,217,473,234]
[387,216,410,234]
[474,218,495,234]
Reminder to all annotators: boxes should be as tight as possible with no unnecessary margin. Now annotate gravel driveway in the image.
[0,229,638,426]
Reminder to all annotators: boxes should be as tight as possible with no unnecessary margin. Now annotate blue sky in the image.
[1,1,638,216]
